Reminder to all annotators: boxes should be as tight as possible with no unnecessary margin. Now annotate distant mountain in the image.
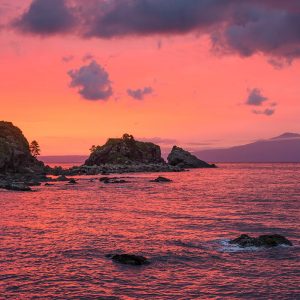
[194,133,300,163]
[271,132,300,140]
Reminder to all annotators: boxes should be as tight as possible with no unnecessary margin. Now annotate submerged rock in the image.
[68,178,77,184]
[150,176,172,182]
[0,181,32,191]
[229,234,293,247]
[106,254,149,266]
[167,146,216,168]
[85,134,165,166]
[100,177,128,184]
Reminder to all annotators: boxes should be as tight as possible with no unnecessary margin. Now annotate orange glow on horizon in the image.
[1,32,300,155]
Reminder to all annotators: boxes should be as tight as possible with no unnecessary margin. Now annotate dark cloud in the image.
[245,88,268,106]
[11,1,300,62]
[214,5,300,60]
[253,108,275,116]
[68,60,113,101]
[127,86,153,100]
[245,88,277,116]
[82,0,231,38]
[14,0,75,34]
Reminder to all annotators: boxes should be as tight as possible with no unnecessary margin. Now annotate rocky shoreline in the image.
[47,163,185,176]
[0,123,217,191]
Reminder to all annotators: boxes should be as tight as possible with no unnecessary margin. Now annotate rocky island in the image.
[58,134,216,175]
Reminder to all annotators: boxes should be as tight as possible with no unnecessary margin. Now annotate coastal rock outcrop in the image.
[150,176,172,182]
[85,134,165,166]
[0,181,32,191]
[167,146,216,168]
[229,234,293,248]
[100,177,128,184]
[0,121,44,174]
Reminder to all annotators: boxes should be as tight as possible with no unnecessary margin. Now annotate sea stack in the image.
[85,134,165,165]
[167,146,216,168]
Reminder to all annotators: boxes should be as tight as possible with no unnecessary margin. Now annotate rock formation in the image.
[106,254,149,266]
[150,176,172,182]
[85,134,165,166]
[0,121,48,190]
[229,234,293,248]
[0,121,44,174]
[167,146,215,168]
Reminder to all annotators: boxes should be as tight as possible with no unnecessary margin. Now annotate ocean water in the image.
[0,163,299,299]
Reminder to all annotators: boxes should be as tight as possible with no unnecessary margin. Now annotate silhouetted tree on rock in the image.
[29,140,41,158]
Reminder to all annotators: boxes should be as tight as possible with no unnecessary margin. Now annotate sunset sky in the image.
[1,0,300,155]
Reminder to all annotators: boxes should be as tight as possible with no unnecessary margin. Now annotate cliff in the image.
[0,121,44,174]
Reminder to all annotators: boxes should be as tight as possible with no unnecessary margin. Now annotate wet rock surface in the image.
[100,177,128,184]
[0,173,53,192]
[229,234,293,247]
[106,254,150,266]
[150,176,172,182]
[0,181,32,191]
[47,163,184,177]
[68,178,78,184]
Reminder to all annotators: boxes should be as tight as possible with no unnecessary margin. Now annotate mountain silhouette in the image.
[195,133,300,163]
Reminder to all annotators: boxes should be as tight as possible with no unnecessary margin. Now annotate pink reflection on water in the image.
[0,164,299,299]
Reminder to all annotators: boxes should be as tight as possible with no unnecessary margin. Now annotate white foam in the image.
[219,239,261,252]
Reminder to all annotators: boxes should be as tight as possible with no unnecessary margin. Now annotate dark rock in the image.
[229,234,293,248]
[150,176,172,182]
[56,175,69,182]
[51,163,184,176]
[46,166,64,176]
[101,177,128,184]
[68,178,77,184]
[99,176,110,182]
[27,181,41,186]
[258,234,293,247]
[0,181,32,191]
[167,146,216,168]
[85,134,165,166]
[0,121,45,174]
[106,254,149,266]
[101,171,110,175]
[229,234,260,247]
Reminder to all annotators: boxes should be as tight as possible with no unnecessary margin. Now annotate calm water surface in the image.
[0,163,299,299]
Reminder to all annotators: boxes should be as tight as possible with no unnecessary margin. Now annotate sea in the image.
[0,163,299,299]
